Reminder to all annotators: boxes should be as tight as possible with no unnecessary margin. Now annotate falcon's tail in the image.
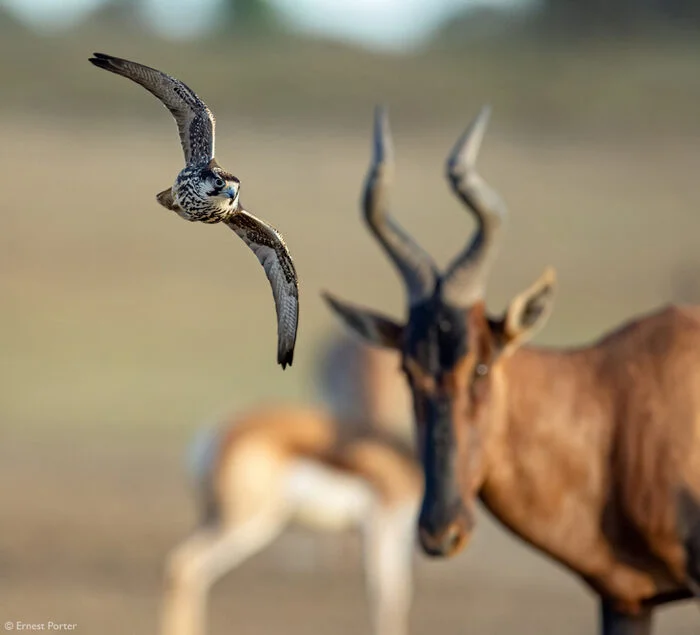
[156,187,178,211]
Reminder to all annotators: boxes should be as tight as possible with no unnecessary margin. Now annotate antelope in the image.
[323,106,700,634]
[160,404,421,635]
[315,332,413,445]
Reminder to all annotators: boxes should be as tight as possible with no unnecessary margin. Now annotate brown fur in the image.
[461,305,700,611]
[329,438,421,504]
[213,404,420,509]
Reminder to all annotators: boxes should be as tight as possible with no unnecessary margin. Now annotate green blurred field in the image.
[3,27,700,634]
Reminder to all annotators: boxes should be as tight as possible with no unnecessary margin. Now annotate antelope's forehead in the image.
[405,300,468,372]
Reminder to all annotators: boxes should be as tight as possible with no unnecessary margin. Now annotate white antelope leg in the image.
[362,503,417,635]
[162,435,293,635]
[160,509,290,635]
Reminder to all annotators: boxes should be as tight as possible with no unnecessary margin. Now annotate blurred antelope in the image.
[324,106,700,634]
[315,332,413,445]
[160,404,420,635]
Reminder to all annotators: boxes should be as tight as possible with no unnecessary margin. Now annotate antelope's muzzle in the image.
[417,396,473,557]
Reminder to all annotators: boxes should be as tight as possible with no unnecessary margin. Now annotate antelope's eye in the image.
[214,177,225,189]
[475,363,488,378]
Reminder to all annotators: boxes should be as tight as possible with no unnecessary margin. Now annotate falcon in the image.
[88,52,299,369]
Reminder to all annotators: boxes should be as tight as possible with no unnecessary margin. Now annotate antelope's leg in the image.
[687,547,700,598]
[678,489,700,596]
[160,511,289,635]
[600,600,654,635]
[362,504,416,635]
[687,573,700,599]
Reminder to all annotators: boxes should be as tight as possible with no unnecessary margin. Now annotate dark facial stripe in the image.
[407,297,468,374]
[418,396,461,534]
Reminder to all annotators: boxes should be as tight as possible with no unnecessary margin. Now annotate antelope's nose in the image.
[418,505,472,558]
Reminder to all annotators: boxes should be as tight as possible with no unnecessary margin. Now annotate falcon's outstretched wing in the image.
[225,210,299,369]
[89,52,215,165]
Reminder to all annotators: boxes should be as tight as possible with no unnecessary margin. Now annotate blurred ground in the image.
[1,436,698,634]
[3,24,700,634]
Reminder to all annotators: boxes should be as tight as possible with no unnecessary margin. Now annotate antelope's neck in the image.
[478,345,613,560]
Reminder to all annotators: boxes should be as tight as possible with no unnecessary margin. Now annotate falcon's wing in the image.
[225,209,299,369]
[89,52,215,165]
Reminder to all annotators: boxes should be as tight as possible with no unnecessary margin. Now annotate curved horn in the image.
[363,106,437,306]
[442,106,508,307]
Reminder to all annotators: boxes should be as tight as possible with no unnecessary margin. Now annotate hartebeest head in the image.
[323,107,557,558]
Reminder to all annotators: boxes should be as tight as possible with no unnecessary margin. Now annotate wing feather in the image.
[89,52,215,165]
[225,210,299,369]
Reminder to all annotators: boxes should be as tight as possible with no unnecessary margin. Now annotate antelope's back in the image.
[217,404,342,458]
[185,406,341,524]
[215,404,421,505]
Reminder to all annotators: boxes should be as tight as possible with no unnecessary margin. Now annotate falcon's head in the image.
[203,167,240,209]
[173,163,242,224]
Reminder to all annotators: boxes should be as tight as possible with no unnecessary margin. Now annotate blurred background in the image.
[2,0,700,632]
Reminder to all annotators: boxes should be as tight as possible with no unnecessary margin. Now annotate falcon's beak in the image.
[223,187,238,199]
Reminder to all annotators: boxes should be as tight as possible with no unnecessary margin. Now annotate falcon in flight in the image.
[89,52,298,369]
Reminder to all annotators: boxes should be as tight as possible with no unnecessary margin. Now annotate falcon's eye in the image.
[213,177,226,189]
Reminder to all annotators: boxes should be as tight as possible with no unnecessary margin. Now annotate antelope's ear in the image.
[502,267,556,353]
[322,292,404,350]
